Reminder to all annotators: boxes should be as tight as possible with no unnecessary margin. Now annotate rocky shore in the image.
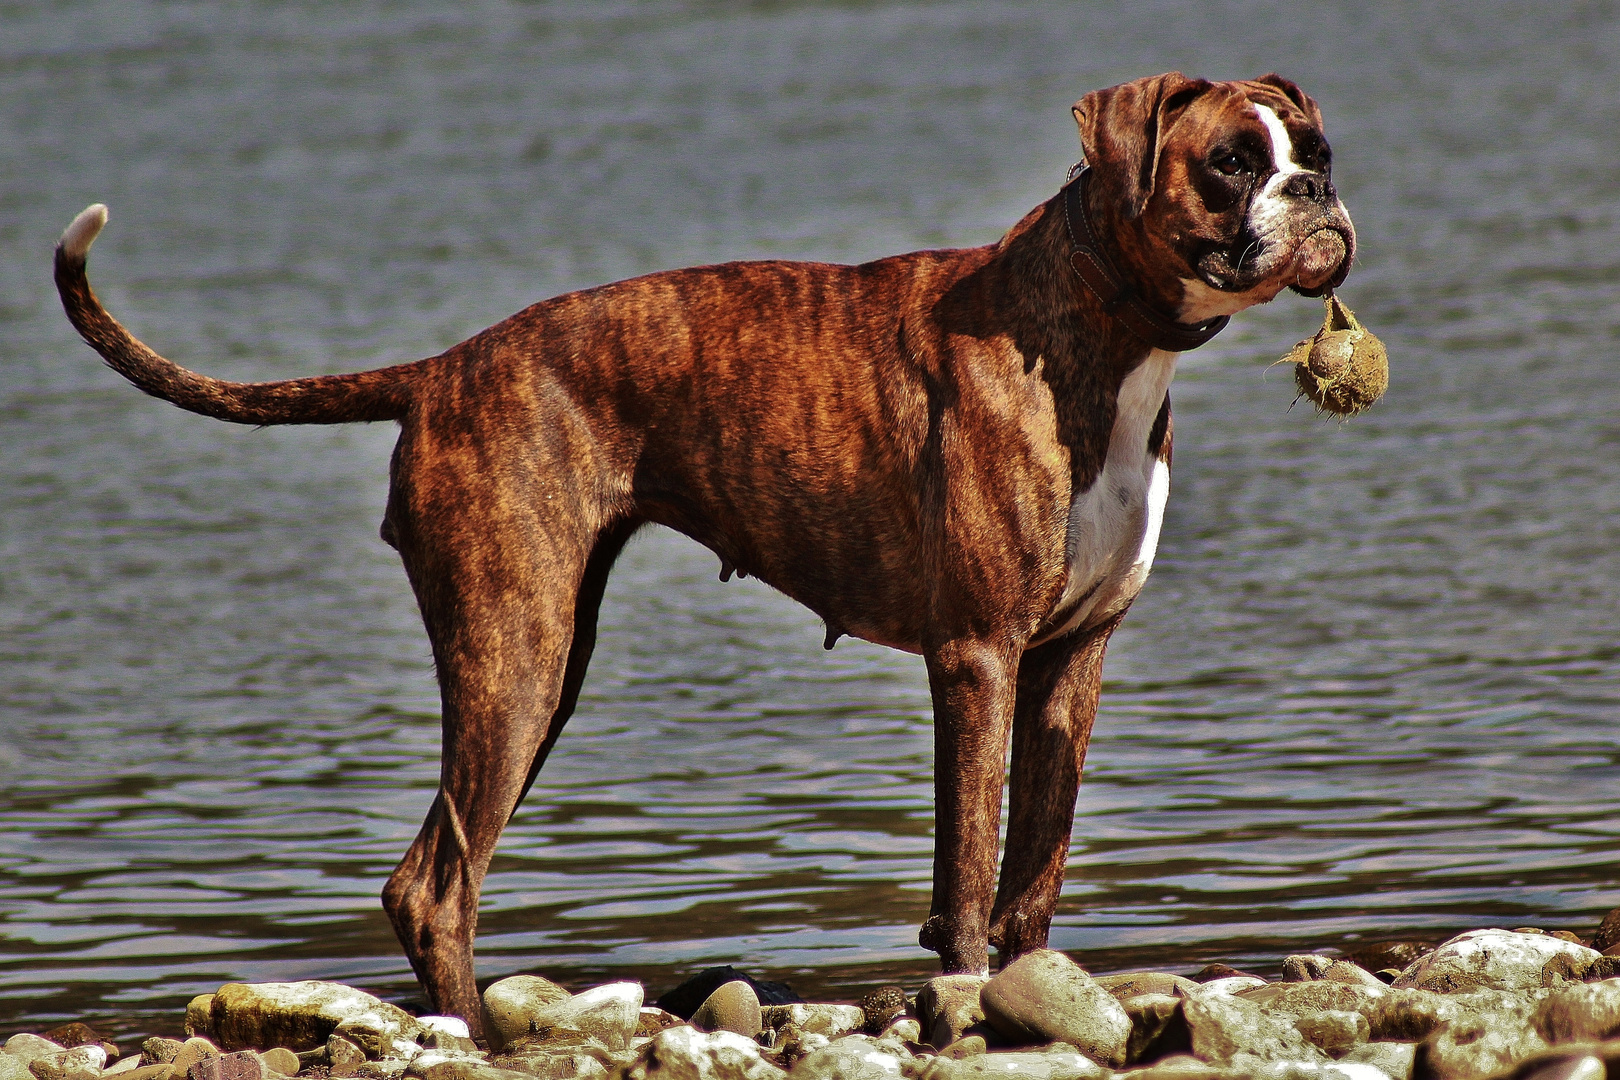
[8,914,1620,1080]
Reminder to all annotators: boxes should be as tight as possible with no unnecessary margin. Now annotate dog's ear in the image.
[1252,73,1325,130]
[1072,72,1213,219]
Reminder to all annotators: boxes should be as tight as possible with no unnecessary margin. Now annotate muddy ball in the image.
[1288,294,1388,416]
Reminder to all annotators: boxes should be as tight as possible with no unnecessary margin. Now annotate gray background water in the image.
[3,0,1618,1039]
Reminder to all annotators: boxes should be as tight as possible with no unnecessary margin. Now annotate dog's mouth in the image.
[1194,223,1353,298]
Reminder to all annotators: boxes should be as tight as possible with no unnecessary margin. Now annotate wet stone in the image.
[691,980,762,1038]
[1095,973,1200,1000]
[169,1042,220,1076]
[761,1005,866,1040]
[4,1039,65,1067]
[1292,1010,1369,1058]
[979,950,1130,1067]
[621,1026,786,1080]
[29,1047,107,1080]
[1281,955,1387,988]
[38,1029,101,1053]
[913,976,988,1050]
[857,987,907,1035]
[186,1051,263,1080]
[210,983,421,1054]
[142,1041,186,1067]
[1121,994,1189,1066]
[481,977,573,1054]
[1394,929,1602,994]
[259,1049,298,1077]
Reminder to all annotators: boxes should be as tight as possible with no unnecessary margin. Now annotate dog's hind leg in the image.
[986,614,1122,964]
[380,495,612,1031]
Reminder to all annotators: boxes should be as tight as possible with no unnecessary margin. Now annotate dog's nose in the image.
[1282,171,1335,203]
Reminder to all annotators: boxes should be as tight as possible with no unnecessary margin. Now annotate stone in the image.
[186,1051,263,1080]
[1121,994,1189,1066]
[912,1046,1109,1078]
[877,1018,920,1045]
[420,1031,478,1055]
[1337,1039,1416,1079]
[38,1029,100,1053]
[979,950,1130,1067]
[785,1037,906,1078]
[1497,1044,1620,1080]
[1342,942,1435,976]
[258,1050,298,1077]
[332,1016,421,1061]
[417,1020,470,1041]
[1178,987,1323,1066]
[518,982,643,1053]
[655,968,802,1020]
[1095,972,1201,1000]
[1413,1013,1549,1080]
[102,1062,141,1078]
[409,1060,533,1080]
[914,976,988,1049]
[635,1010,684,1039]
[142,1041,186,1067]
[621,1026,786,1079]
[1192,966,1262,984]
[489,1052,606,1080]
[1392,929,1602,993]
[690,981,763,1038]
[187,997,216,1040]
[1533,980,1620,1043]
[936,1037,986,1061]
[327,1037,366,1069]
[1591,909,1620,954]
[1281,956,1387,988]
[857,987,907,1035]
[1293,1010,1369,1058]
[124,1069,177,1080]
[761,1005,867,1039]
[5,1038,66,1066]
[28,1047,107,1080]
[0,1060,36,1080]
[209,982,422,1053]
[169,1042,221,1075]
[482,976,574,1053]
[1584,957,1620,982]
[1197,977,1268,996]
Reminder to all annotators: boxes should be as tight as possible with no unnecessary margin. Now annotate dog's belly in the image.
[1033,350,1175,644]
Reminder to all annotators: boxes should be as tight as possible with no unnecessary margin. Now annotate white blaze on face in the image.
[1249,103,1305,239]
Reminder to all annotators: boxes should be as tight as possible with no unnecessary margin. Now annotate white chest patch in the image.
[1034,350,1175,644]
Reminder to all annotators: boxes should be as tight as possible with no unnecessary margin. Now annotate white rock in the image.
[417,1018,471,1041]
[1393,929,1601,993]
[101,1062,142,1078]
[1200,976,1269,995]
[763,1004,867,1039]
[530,982,644,1052]
[3,1038,64,1066]
[623,1027,785,1079]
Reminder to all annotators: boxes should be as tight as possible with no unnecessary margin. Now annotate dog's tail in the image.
[54,204,414,425]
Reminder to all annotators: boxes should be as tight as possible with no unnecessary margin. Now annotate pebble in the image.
[479,978,572,1054]
[979,950,1131,1068]
[690,981,762,1039]
[12,907,1620,1080]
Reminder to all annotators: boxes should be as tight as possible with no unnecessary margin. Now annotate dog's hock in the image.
[59,204,109,261]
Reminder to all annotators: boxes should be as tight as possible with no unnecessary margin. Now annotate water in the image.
[3,0,1619,1040]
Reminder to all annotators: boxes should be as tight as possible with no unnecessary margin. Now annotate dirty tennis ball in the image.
[1287,294,1388,416]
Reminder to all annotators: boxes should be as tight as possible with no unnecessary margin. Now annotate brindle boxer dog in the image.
[54,72,1354,1031]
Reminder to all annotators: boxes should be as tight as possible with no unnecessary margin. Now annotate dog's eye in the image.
[1212,151,1247,176]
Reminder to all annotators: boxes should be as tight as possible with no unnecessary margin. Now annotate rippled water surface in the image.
[3,0,1619,1039]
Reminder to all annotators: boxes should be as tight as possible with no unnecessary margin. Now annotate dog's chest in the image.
[1034,350,1175,644]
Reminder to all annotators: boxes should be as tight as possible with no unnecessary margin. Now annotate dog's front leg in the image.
[987,614,1122,964]
[918,637,1019,975]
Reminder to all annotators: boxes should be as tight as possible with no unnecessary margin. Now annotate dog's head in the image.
[1073,72,1356,323]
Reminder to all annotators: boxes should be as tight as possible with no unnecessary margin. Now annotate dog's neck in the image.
[1060,166,1229,353]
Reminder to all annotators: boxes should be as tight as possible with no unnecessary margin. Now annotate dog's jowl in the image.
[54,73,1354,1031]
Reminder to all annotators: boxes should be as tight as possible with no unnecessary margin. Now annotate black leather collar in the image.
[1061,164,1229,353]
